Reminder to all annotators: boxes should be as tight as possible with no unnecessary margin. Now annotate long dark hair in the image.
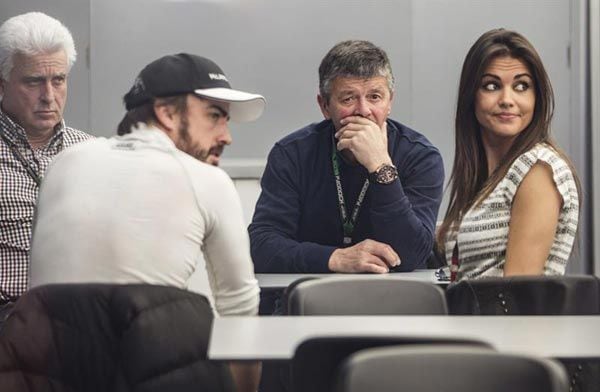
[437,28,581,251]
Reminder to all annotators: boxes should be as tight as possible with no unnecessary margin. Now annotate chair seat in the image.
[335,345,569,392]
[292,336,490,392]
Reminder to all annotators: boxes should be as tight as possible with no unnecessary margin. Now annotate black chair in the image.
[446,275,600,315]
[287,276,448,315]
[285,277,458,392]
[446,275,600,392]
[335,344,569,392]
[0,284,235,392]
[292,337,491,392]
[260,277,449,392]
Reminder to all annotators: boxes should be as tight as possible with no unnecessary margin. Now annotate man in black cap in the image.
[29,53,265,392]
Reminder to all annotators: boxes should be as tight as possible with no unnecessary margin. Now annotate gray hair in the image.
[318,40,395,101]
[0,12,76,81]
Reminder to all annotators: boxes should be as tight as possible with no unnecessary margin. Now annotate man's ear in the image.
[153,103,179,134]
[0,78,5,97]
[317,94,331,120]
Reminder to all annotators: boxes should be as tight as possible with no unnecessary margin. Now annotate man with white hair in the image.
[0,12,91,315]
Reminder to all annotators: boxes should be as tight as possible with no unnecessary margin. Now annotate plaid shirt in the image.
[0,109,92,301]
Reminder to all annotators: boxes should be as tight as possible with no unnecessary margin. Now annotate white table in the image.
[256,269,444,290]
[209,315,600,360]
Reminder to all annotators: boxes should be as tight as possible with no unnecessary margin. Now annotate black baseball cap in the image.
[124,53,265,122]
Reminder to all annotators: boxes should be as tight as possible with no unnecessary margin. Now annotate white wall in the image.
[0,0,593,273]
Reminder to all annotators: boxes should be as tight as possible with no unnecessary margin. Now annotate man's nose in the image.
[353,97,371,117]
[39,80,55,103]
[220,124,232,146]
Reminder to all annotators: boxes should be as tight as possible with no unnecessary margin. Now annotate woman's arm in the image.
[504,162,562,276]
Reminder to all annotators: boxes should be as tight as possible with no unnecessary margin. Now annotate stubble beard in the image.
[176,116,209,163]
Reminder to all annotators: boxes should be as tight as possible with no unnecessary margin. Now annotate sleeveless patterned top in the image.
[444,143,579,281]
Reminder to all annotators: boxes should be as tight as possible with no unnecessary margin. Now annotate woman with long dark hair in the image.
[437,28,580,281]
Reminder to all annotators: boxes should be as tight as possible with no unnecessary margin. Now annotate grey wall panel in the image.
[568,0,591,274]
[0,0,91,132]
[2,1,591,272]
[89,0,412,159]
[411,0,572,211]
[591,0,600,275]
[410,0,589,273]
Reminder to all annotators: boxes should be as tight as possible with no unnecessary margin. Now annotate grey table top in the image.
[209,315,600,360]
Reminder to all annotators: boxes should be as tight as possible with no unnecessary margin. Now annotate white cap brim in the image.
[193,87,266,122]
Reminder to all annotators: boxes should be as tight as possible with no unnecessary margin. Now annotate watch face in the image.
[374,164,398,184]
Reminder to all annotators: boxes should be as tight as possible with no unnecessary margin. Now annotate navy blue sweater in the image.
[248,119,444,273]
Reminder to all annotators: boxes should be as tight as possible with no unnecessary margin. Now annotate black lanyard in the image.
[1,132,42,187]
[331,141,369,245]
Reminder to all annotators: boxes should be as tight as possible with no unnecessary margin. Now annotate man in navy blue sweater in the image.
[249,40,444,274]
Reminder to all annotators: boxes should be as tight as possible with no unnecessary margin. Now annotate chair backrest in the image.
[445,275,600,391]
[0,284,235,392]
[446,275,600,315]
[335,344,569,392]
[292,337,491,392]
[287,276,448,315]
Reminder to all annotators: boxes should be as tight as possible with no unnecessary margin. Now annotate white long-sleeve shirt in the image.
[29,125,259,316]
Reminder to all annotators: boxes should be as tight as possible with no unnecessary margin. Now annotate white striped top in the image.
[445,143,579,281]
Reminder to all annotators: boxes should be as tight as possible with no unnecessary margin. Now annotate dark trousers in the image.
[259,290,290,392]
[0,302,14,330]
